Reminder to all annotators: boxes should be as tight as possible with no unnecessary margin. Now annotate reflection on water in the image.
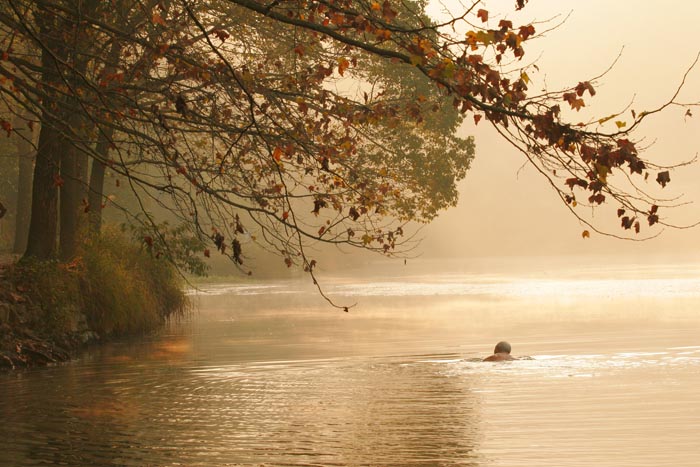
[2,262,700,466]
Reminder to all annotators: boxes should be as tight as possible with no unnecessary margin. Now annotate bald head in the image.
[494,341,511,354]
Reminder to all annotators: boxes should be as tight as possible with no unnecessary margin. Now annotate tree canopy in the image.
[0,0,696,305]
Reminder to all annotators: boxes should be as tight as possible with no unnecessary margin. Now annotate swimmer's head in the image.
[494,341,511,354]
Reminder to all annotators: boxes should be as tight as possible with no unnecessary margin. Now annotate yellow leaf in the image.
[594,163,609,183]
[615,120,626,129]
[520,71,530,84]
[409,54,423,66]
[598,114,616,125]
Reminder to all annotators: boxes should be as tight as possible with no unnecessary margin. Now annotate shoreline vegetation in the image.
[0,230,188,370]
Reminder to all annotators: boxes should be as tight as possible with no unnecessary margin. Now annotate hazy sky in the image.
[419,0,700,261]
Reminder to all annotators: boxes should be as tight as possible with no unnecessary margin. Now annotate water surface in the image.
[2,260,699,466]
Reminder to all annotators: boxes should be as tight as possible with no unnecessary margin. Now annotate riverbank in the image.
[0,257,81,368]
[0,233,189,370]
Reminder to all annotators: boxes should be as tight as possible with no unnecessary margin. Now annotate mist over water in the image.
[2,258,699,466]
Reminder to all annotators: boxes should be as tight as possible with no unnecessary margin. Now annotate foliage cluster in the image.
[12,229,187,338]
[0,0,697,310]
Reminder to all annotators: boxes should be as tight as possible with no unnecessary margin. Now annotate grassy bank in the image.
[0,230,188,369]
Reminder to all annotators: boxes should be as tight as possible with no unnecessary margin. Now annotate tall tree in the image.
[0,0,695,296]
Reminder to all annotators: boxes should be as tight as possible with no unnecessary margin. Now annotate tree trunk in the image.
[23,122,60,260]
[58,121,88,261]
[23,11,66,261]
[88,127,113,234]
[12,128,34,255]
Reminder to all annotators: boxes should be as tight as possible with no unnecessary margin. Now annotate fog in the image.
[421,0,700,263]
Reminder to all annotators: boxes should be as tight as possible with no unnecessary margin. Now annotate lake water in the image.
[1,258,700,466]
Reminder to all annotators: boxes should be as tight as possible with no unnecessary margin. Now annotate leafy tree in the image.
[0,0,695,306]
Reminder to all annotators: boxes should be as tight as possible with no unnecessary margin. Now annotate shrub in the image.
[81,228,189,336]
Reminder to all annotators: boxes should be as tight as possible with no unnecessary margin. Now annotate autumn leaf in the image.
[620,216,635,230]
[575,81,596,97]
[581,230,590,239]
[518,24,536,40]
[337,57,350,76]
[0,120,11,136]
[615,120,626,129]
[272,147,282,161]
[477,9,488,22]
[204,249,210,258]
[151,13,166,26]
[563,92,585,111]
[473,114,482,125]
[656,171,670,188]
[382,0,397,21]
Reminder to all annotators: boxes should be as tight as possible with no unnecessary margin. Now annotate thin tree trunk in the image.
[13,127,34,255]
[88,40,121,235]
[88,127,113,234]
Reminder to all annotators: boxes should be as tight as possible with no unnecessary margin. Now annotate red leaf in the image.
[204,249,210,258]
[518,24,535,40]
[575,81,596,97]
[477,9,488,22]
[498,19,513,31]
[0,120,11,137]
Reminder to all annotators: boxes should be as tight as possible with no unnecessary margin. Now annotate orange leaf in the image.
[338,57,350,76]
[477,9,488,22]
[273,147,282,161]
[581,230,590,239]
[152,13,166,25]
